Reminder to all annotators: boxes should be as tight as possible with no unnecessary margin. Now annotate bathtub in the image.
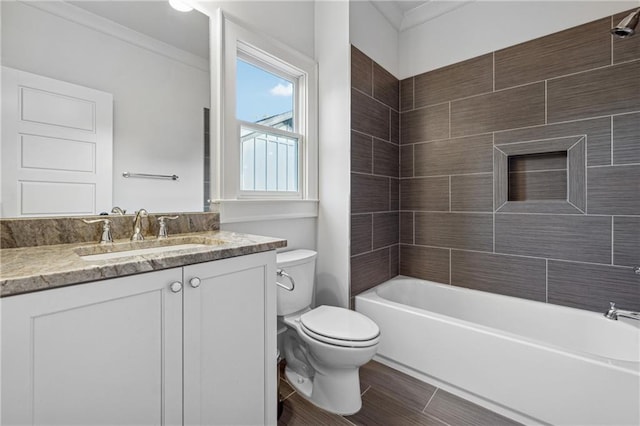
[355,276,640,426]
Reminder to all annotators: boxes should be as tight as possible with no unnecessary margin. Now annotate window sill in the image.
[212,199,319,223]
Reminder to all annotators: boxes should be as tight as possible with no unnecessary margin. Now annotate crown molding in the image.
[370,0,475,33]
[401,1,475,31]
[20,1,209,72]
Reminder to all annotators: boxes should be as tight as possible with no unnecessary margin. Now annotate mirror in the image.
[0,0,210,217]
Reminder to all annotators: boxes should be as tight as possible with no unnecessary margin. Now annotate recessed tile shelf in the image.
[494,136,586,213]
[508,153,567,201]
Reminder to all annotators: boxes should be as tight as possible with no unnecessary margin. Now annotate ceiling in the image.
[66,0,472,56]
[68,1,209,59]
[371,0,475,32]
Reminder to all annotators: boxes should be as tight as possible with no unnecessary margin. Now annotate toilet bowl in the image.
[276,250,380,415]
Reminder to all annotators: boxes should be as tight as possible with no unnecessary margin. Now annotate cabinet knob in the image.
[189,277,201,288]
[170,281,183,293]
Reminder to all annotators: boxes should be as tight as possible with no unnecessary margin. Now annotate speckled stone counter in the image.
[0,230,287,297]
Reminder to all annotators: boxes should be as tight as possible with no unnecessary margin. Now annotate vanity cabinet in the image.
[1,251,277,426]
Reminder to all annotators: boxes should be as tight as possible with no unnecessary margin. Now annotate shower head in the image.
[611,8,640,38]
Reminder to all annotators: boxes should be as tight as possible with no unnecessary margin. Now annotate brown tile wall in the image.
[393,11,639,313]
[350,46,400,303]
[352,12,640,311]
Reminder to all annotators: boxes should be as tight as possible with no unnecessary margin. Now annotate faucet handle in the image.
[157,215,179,239]
[609,301,616,309]
[82,218,113,244]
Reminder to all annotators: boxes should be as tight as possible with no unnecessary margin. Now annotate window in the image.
[236,56,300,193]
[216,12,317,210]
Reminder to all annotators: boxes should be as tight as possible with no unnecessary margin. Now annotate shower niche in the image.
[494,136,586,213]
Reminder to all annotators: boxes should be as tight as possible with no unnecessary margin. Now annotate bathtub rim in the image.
[355,275,640,372]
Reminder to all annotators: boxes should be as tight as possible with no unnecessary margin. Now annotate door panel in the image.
[21,134,95,172]
[1,66,113,216]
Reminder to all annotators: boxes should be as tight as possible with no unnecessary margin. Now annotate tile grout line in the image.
[587,163,640,169]
[610,15,614,66]
[449,249,452,284]
[352,86,402,113]
[448,101,451,139]
[545,258,549,303]
[371,58,374,99]
[408,56,640,113]
[611,216,614,265]
[492,52,495,92]
[370,211,374,253]
[412,211,415,245]
[544,80,548,124]
[351,243,402,259]
[610,115,614,165]
[585,130,589,214]
[412,77,415,110]
[496,134,585,146]
[493,133,496,253]
[342,417,358,426]
[403,243,636,269]
[403,209,638,218]
[422,388,439,413]
[412,144,415,179]
[389,108,392,142]
[370,136,374,175]
[360,384,372,397]
[281,388,296,401]
[448,175,451,212]
[399,171,495,179]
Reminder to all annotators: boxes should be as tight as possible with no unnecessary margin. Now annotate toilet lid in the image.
[300,306,380,343]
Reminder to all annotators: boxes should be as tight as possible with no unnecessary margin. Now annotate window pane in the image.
[236,59,293,131]
[241,126,298,192]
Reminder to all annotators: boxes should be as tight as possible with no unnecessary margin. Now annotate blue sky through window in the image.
[236,59,293,123]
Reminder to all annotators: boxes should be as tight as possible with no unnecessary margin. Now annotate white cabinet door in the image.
[183,251,277,426]
[1,268,183,426]
[1,66,113,217]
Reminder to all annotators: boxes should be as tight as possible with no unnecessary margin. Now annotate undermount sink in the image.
[75,236,223,261]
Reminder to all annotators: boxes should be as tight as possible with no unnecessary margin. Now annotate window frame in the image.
[236,49,303,198]
[214,11,318,208]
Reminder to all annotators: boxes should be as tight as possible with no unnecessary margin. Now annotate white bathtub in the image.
[355,276,640,426]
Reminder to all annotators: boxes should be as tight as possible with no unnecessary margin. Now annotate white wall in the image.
[196,1,315,58]
[349,0,400,78]
[221,218,317,252]
[1,1,209,213]
[399,1,639,79]
[315,0,351,308]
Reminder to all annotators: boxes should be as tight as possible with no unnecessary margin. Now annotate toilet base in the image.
[285,366,362,415]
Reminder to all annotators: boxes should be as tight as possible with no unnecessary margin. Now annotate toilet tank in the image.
[276,249,317,316]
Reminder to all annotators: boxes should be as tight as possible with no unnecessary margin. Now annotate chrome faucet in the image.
[82,218,113,244]
[131,209,148,241]
[157,215,179,239]
[110,206,126,215]
[604,302,640,321]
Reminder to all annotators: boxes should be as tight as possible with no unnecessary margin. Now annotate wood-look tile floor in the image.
[278,360,522,426]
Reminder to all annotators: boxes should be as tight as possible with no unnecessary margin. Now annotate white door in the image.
[1,268,183,426]
[1,67,113,217]
[183,251,277,426]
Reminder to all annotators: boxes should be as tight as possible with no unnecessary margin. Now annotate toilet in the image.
[276,249,380,415]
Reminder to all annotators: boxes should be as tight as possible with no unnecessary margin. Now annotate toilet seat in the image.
[299,306,380,348]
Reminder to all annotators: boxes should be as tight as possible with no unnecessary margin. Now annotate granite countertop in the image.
[0,230,287,297]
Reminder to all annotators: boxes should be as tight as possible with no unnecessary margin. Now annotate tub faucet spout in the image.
[604,302,640,321]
